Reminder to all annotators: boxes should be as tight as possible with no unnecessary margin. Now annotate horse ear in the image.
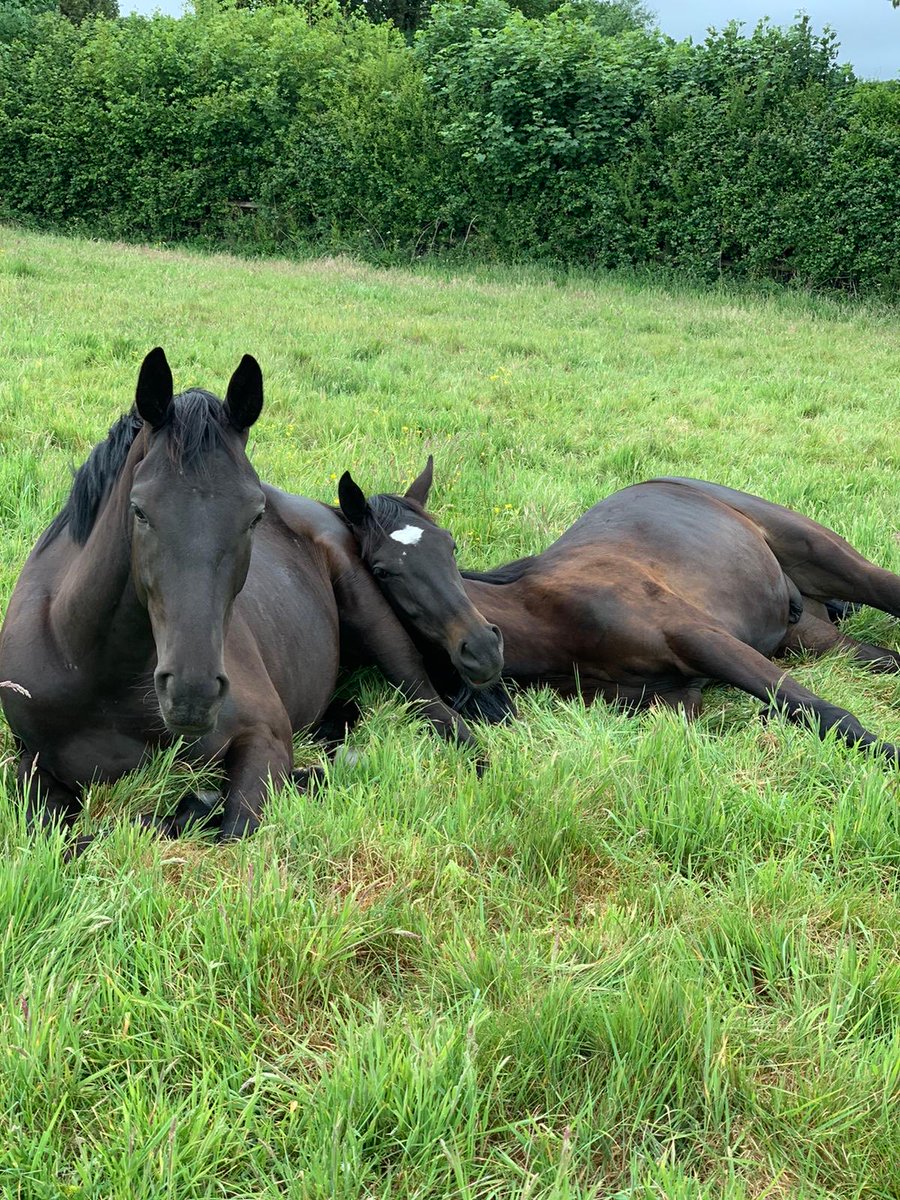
[405,455,434,507]
[338,471,370,528]
[225,354,263,432]
[135,347,174,428]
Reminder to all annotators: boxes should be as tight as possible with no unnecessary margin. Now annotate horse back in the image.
[541,479,792,652]
[651,477,878,598]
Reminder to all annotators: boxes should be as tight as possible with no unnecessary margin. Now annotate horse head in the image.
[129,348,266,737]
[338,456,504,689]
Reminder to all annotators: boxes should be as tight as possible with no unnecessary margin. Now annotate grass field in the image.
[2,225,900,1199]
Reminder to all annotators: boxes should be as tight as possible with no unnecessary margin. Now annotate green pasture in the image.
[1,225,900,1198]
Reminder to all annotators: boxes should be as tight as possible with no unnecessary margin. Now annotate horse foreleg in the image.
[17,752,82,831]
[386,666,476,746]
[218,728,292,841]
[336,573,476,748]
[667,625,897,762]
[780,609,900,673]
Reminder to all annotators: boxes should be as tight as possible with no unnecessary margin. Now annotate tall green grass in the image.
[1,225,899,1197]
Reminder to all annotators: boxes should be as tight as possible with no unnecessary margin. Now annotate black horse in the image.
[338,458,900,760]
[0,352,472,847]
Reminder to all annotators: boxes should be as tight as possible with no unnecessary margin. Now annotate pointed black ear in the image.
[405,455,434,507]
[338,471,370,528]
[225,354,263,431]
[135,347,174,429]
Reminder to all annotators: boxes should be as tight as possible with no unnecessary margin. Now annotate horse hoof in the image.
[291,765,327,791]
[473,755,489,778]
[312,697,362,747]
[171,790,222,834]
[217,818,260,843]
[823,599,861,624]
[63,835,95,862]
[138,811,184,838]
[137,791,222,838]
[880,741,899,765]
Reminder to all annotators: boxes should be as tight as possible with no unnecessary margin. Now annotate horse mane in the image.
[449,678,518,725]
[461,556,537,585]
[38,389,238,550]
[37,410,144,550]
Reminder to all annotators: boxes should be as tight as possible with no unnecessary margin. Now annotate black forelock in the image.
[163,389,238,472]
[351,492,435,559]
[38,389,241,550]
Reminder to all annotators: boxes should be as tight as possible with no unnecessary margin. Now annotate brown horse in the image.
[338,459,900,760]
[0,352,472,847]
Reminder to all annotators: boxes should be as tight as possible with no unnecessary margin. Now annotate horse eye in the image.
[372,565,388,580]
[132,505,148,524]
[250,511,265,531]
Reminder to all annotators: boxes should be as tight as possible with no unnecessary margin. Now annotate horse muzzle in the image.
[155,669,229,738]
[452,624,504,689]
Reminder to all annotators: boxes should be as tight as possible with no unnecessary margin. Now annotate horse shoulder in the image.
[262,489,356,575]
[258,492,393,666]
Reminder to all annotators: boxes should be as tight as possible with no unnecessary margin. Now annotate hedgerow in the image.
[0,0,897,291]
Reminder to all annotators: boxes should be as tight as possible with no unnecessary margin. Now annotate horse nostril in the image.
[155,671,173,695]
[489,625,502,644]
[216,675,229,699]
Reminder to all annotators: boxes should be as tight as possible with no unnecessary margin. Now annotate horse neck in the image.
[461,575,536,664]
[50,435,151,666]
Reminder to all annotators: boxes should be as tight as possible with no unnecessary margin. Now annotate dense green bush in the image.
[0,0,53,43]
[0,0,114,37]
[420,5,900,289]
[813,82,900,293]
[627,19,857,282]
[0,1,897,292]
[0,7,440,247]
[233,0,652,38]
[417,0,682,261]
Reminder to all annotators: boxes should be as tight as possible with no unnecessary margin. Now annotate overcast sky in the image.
[654,1,898,80]
[122,0,899,81]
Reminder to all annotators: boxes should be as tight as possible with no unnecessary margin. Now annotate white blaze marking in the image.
[390,525,423,546]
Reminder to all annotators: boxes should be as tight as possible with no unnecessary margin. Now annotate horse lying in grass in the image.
[337,458,900,761]
[0,351,473,848]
